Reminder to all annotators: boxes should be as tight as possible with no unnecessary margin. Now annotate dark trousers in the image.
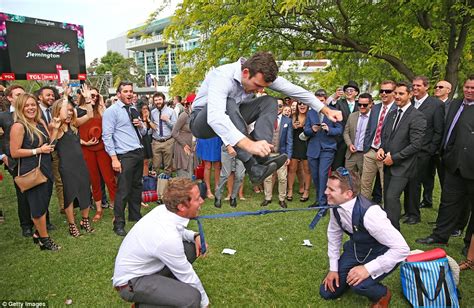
[331,139,346,170]
[463,211,473,247]
[319,241,391,303]
[423,154,444,205]
[118,242,201,308]
[432,170,474,242]
[372,173,383,204]
[405,154,432,220]
[12,174,51,230]
[308,151,335,206]
[384,171,409,230]
[13,180,33,230]
[190,96,277,163]
[114,148,143,226]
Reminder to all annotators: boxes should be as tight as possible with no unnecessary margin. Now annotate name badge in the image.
[283,123,288,128]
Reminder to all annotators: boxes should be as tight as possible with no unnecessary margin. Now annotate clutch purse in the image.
[14,154,47,193]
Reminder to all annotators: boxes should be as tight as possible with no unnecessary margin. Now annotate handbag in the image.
[142,190,158,203]
[400,250,459,307]
[14,154,48,193]
[194,160,204,180]
[156,173,171,198]
[142,175,157,192]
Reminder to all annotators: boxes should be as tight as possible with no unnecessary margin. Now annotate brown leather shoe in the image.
[370,288,391,308]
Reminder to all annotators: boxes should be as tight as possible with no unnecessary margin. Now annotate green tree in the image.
[94,51,145,88]
[161,0,472,96]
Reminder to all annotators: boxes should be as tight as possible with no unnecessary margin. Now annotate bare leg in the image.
[143,159,150,176]
[297,160,304,194]
[203,160,214,198]
[287,159,299,199]
[302,160,311,199]
[32,214,48,237]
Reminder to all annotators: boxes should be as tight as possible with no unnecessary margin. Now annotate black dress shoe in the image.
[279,201,287,208]
[261,154,288,170]
[22,228,33,237]
[415,236,447,245]
[260,199,272,207]
[248,162,278,185]
[419,201,433,209]
[403,217,421,225]
[229,198,237,208]
[214,198,222,208]
[46,223,56,231]
[113,226,127,236]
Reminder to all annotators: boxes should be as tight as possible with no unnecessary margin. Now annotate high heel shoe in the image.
[80,217,95,233]
[32,230,40,244]
[69,223,81,238]
[300,190,310,202]
[38,237,61,251]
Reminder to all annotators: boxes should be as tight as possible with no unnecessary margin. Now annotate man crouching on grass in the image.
[320,168,409,307]
[113,178,209,307]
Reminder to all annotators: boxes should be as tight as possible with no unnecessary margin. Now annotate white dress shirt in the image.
[327,197,410,279]
[392,102,412,130]
[414,94,428,109]
[113,205,209,307]
[192,58,325,146]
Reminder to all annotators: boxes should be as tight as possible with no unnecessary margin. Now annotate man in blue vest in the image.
[320,168,409,307]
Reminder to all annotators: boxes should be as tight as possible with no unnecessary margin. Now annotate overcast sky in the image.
[1,0,179,64]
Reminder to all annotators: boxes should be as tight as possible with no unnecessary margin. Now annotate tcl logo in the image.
[0,73,15,80]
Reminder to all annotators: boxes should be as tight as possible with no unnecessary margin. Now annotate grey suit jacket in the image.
[380,105,426,178]
[343,111,359,159]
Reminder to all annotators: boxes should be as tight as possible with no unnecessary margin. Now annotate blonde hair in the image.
[51,99,78,134]
[13,93,47,144]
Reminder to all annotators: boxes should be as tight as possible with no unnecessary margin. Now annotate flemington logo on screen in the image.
[25,41,70,59]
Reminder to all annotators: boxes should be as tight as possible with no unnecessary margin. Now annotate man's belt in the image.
[153,137,171,142]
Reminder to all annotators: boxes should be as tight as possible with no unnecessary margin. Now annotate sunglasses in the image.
[297,102,305,106]
[345,88,355,93]
[336,167,354,191]
[434,86,444,89]
[358,103,369,107]
[91,94,97,98]
[379,89,393,94]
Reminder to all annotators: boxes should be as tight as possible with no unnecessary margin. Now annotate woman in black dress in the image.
[10,93,59,250]
[50,87,94,237]
[137,100,155,176]
[287,102,311,202]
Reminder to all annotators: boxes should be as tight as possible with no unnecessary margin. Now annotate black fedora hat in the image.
[343,80,360,93]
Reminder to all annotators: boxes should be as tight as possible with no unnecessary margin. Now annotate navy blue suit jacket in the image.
[304,108,343,159]
[363,102,397,152]
[278,115,293,159]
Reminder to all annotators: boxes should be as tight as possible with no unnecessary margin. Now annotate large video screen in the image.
[0,13,86,80]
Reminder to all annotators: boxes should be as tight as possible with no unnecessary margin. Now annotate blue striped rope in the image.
[193,205,336,254]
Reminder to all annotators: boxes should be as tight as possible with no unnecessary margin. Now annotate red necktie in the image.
[274,118,278,130]
[373,105,387,147]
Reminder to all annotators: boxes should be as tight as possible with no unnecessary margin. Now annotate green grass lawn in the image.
[1,173,472,307]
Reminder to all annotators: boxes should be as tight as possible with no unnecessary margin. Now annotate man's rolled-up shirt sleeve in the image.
[269,77,325,113]
[363,206,410,279]
[156,238,209,307]
[327,210,344,272]
[207,72,245,146]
